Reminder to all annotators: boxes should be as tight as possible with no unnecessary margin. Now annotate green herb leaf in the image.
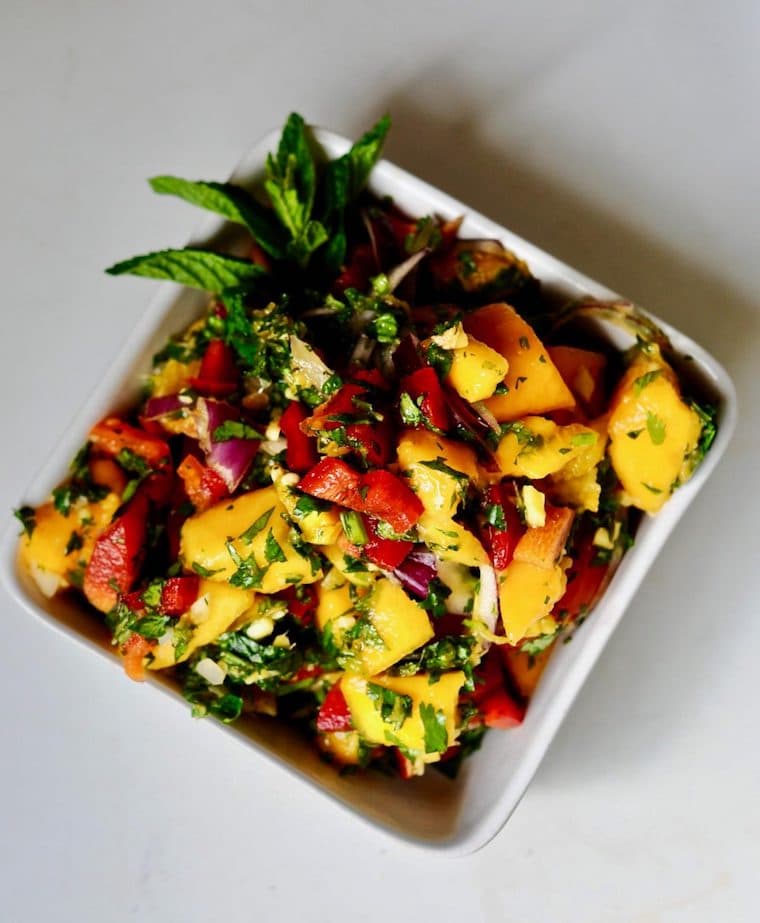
[340,510,368,546]
[399,392,425,427]
[191,562,224,578]
[646,411,667,445]
[239,507,274,544]
[264,529,287,564]
[13,505,36,538]
[212,421,261,442]
[419,702,448,753]
[485,502,506,530]
[633,369,662,396]
[149,176,285,258]
[106,249,267,294]
[366,682,413,730]
[64,531,84,556]
[570,432,598,447]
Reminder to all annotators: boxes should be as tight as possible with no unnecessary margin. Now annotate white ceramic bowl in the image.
[0,128,737,855]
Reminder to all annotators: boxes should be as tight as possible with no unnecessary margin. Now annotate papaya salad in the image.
[14,114,717,779]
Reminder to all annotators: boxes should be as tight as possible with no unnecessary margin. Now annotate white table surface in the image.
[2,1,758,920]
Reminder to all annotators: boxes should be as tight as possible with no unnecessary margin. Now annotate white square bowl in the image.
[0,127,737,855]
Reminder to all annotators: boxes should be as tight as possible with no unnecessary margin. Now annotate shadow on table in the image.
[346,86,757,785]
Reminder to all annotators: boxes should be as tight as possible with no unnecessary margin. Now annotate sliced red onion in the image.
[394,548,437,599]
[196,397,259,492]
[444,384,500,471]
[143,393,191,420]
[387,248,429,293]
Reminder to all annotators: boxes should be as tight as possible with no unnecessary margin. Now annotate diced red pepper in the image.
[395,748,418,780]
[160,576,200,615]
[279,401,319,472]
[481,484,525,571]
[345,415,394,467]
[316,683,353,732]
[89,417,171,468]
[83,493,149,613]
[348,368,389,390]
[362,515,413,570]
[299,458,364,507]
[400,366,450,432]
[467,648,507,705]
[479,688,525,729]
[177,454,229,512]
[278,584,318,626]
[333,243,377,295]
[301,384,368,435]
[361,469,423,534]
[299,460,423,533]
[554,530,610,622]
[189,339,240,396]
[122,590,145,612]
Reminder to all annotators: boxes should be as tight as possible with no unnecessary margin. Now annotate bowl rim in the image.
[0,126,738,855]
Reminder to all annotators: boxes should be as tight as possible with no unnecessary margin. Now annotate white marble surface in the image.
[1,1,758,920]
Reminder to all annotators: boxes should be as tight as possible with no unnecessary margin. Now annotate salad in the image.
[14,114,717,779]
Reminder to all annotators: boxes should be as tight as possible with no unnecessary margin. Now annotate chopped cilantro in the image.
[366,683,413,729]
[239,507,274,544]
[633,369,662,396]
[13,505,36,538]
[264,529,287,563]
[212,421,261,442]
[419,702,448,753]
[646,411,666,445]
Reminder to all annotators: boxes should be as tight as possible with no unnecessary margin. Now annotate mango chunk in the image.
[20,493,121,595]
[149,579,256,669]
[446,335,509,403]
[315,578,354,632]
[547,345,608,416]
[463,303,575,420]
[608,351,702,513]
[344,578,434,676]
[495,416,600,479]
[498,559,568,645]
[342,670,465,761]
[416,513,488,567]
[502,644,555,699]
[397,429,479,518]
[180,486,321,594]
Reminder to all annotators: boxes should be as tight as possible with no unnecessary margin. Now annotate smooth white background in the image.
[1,1,758,920]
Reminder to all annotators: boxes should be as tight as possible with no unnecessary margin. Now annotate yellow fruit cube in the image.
[446,336,509,403]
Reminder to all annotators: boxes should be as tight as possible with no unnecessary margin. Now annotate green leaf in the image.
[520,633,557,656]
[633,369,663,396]
[13,505,36,538]
[340,510,368,546]
[366,683,413,730]
[264,529,287,564]
[690,401,718,465]
[105,249,267,294]
[419,702,449,754]
[212,421,261,443]
[149,176,285,258]
[570,432,598,447]
[239,507,274,544]
[191,562,224,578]
[265,112,316,241]
[343,114,391,201]
[646,411,666,445]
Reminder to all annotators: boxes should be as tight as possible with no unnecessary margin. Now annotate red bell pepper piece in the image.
[89,417,171,468]
[479,688,525,729]
[362,515,413,570]
[301,384,368,434]
[299,460,423,533]
[177,454,228,512]
[122,633,153,683]
[361,469,423,534]
[481,484,525,571]
[468,648,507,705]
[400,366,450,432]
[302,384,394,467]
[278,584,318,626]
[279,401,319,472]
[298,458,364,507]
[316,683,353,732]
[83,493,149,613]
[348,368,389,390]
[554,530,610,622]
[189,339,240,396]
[333,243,377,295]
[160,576,200,615]
[345,415,394,467]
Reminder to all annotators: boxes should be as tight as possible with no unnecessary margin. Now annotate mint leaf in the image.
[105,249,267,294]
[211,421,261,442]
[264,529,287,564]
[343,114,390,201]
[419,702,448,754]
[238,507,274,544]
[265,112,316,240]
[149,176,286,258]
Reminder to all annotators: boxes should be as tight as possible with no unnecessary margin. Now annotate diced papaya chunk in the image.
[463,303,575,420]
